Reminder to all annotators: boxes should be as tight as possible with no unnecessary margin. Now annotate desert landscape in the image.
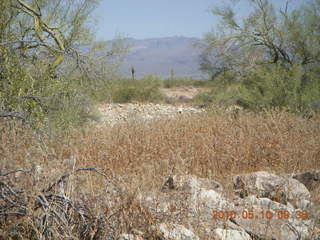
[1,0,320,239]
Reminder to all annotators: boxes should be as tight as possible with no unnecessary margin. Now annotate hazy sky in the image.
[94,0,304,40]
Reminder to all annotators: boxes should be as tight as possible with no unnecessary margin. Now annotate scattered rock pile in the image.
[96,103,204,127]
[118,171,320,240]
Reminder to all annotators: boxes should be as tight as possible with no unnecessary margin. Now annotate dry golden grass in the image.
[1,110,320,239]
[56,110,320,186]
[1,111,320,197]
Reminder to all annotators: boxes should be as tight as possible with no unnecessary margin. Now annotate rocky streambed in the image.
[96,103,204,127]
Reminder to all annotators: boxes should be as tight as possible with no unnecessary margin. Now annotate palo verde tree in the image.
[199,0,320,111]
[0,0,126,131]
[1,0,99,75]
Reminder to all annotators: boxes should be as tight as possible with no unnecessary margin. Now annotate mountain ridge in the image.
[119,36,205,79]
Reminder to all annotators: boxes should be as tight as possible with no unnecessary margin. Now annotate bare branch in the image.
[0,169,32,177]
[16,0,41,16]
[0,212,26,216]
[0,112,27,121]
[16,0,66,74]
[0,40,39,46]
[43,168,108,193]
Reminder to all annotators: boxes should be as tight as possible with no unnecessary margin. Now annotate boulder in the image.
[293,170,320,191]
[155,223,199,240]
[139,175,234,238]
[233,171,311,209]
[189,188,232,222]
[161,175,230,222]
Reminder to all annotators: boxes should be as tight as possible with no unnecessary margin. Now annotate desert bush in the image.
[0,47,47,129]
[0,47,96,132]
[0,0,125,134]
[193,81,241,106]
[239,64,320,112]
[199,0,320,112]
[111,75,164,103]
[194,64,320,112]
[163,77,209,88]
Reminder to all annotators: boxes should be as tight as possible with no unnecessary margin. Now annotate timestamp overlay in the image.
[212,209,309,221]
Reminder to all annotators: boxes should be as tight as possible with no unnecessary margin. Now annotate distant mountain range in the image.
[119,36,205,79]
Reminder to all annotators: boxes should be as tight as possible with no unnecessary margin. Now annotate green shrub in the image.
[0,47,98,133]
[0,47,46,129]
[111,75,164,103]
[163,77,210,88]
[194,62,320,113]
[193,81,241,105]
[300,65,320,112]
[239,64,320,112]
[112,85,138,103]
[45,91,95,131]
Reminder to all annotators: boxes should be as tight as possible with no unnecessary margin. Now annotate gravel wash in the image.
[96,103,204,127]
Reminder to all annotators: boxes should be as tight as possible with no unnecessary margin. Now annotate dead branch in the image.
[0,112,27,121]
[43,168,108,193]
[0,212,26,216]
[0,167,109,239]
[0,169,32,177]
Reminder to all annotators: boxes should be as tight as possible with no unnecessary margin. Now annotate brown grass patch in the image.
[60,111,319,184]
[1,111,319,238]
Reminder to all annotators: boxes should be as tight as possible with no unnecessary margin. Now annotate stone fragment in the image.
[156,223,199,240]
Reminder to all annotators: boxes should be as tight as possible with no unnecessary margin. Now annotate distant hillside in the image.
[119,36,205,79]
